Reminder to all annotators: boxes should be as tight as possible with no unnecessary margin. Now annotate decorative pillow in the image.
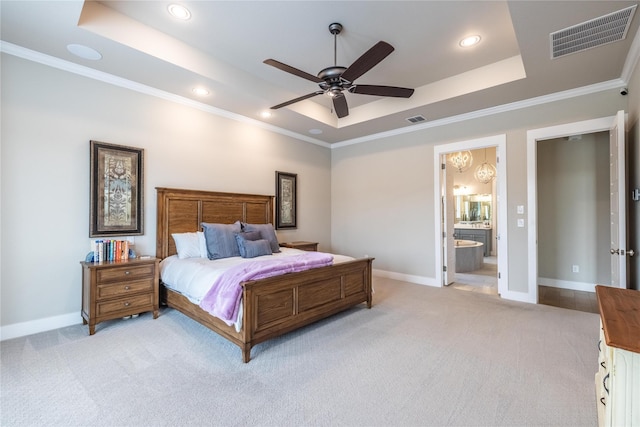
[234,231,262,257]
[201,221,242,260]
[236,237,272,258]
[241,223,281,253]
[172,232,207,259]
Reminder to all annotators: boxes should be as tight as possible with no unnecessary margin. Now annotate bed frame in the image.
[156,187,373,362]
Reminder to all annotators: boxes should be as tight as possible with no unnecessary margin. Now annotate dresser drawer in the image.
[96,278,154,300]
[97,264,154,283]
[96,293,154,316]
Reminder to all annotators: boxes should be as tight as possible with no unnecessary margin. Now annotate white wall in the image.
[331,91,628,294]
[0,54,332,334]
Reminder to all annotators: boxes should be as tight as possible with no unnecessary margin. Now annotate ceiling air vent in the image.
[406,115,426,124]
[550,5,637,59]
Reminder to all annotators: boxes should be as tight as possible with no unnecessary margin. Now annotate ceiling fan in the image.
[264,23,414,118]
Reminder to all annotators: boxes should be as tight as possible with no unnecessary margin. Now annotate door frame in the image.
[433,134,508,296]
[526,113,625,303]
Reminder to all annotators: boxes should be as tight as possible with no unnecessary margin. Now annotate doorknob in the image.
[628,249,635,257]
[610,248,620,255]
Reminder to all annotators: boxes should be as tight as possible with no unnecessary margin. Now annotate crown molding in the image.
[0,41,330,149]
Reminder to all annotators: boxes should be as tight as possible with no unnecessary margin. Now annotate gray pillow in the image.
[201,221,241,260]
[234,231,262,258]
[242,223,281,253]
[236,237,272,258]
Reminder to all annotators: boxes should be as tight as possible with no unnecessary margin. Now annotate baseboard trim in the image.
[538,277,596,293]
[372,269,439,287]
[0,312,82,341]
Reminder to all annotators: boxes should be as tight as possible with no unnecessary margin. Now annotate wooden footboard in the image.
[161,257,373,362]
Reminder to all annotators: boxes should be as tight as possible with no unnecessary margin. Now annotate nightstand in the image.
[80,257,159,335]
[279,241,318,251]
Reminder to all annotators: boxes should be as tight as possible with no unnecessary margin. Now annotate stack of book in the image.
[94,240,130,262]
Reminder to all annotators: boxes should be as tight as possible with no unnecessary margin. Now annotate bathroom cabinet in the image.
[454,227,492,256]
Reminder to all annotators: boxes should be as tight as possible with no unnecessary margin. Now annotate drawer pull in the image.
[598,340,601,352]
[603,373,610,394]
[124,302,130,307]
[124,286,130,290]
[125,271,130,275]
[600,361,606,370]
[600,397,606,406]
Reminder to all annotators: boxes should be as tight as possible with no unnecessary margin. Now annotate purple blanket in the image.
[199,252,334,325]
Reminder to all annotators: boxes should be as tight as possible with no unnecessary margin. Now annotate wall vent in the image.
[406,115,426,124]
[550,5,636,59]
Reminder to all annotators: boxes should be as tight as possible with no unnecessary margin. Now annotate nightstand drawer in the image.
[96,278,154,300]
[97,293,154,316]
[97,264,154,283]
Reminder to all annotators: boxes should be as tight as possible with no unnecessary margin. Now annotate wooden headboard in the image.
[156,187,274,259]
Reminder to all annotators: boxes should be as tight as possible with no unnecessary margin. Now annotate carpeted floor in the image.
[1,277,599,426]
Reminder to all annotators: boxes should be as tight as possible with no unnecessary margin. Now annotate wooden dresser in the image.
[594,285,640,427]
[81,257,159,334]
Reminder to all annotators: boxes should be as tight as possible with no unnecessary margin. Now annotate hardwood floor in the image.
[538,285,599,314]
[449,257,598,314]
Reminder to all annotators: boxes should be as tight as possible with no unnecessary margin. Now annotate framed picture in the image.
[90,141,144,237]
[275,171,297,229]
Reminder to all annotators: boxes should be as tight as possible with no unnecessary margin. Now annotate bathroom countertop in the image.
[454,224,492,229]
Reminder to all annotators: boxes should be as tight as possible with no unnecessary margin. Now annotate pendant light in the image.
[447,150,473,173]
[474,148,497,184]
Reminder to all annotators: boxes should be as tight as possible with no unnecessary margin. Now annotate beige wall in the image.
[331,91,628,293]
[0,54,332,329]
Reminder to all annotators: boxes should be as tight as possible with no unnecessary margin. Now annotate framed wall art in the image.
[90,140,144,237]
[275,171,297,229]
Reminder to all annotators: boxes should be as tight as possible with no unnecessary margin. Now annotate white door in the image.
[442,158,455,285]
[610,110,627,288]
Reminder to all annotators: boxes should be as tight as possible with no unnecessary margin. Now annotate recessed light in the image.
[260,111,272,119]
[309,129,323,135]
[66,44,102,60]
[192,87,209,96]
[168,4,191,20]
[459,35,481,48]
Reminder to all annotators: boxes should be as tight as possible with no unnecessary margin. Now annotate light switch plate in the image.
[517,205,524,214]
[517,218,525,227]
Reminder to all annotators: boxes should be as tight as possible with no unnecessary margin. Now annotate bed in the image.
[155,187,374,362]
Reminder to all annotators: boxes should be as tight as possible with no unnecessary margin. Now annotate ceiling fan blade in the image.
[264,59,323,83]
[341,41,395,83]
[351,85,414,98]
[271,91,323,109]
[333,95,349,118]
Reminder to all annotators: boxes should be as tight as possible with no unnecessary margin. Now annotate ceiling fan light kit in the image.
[264,23,414,118]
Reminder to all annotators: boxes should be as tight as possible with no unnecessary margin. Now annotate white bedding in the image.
[160,247,355,328]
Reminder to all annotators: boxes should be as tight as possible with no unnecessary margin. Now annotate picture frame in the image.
[90,140,144,237]
[275,171,297,229]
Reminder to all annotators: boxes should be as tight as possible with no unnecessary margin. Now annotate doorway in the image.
[527,111,627,304]
[433,134,508,298]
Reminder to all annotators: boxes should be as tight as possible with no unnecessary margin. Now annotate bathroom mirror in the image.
[455,194,492,223]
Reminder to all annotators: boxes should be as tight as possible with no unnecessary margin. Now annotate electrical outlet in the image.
[517,218,525,227]
[572,265,579,273]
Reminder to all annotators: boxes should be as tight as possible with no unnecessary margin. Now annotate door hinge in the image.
[441,163,446,170]
[498,272,501,279]
[443,265,447,272]
[443,231,446,238]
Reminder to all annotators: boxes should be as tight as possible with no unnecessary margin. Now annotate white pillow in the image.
[172,232,207,259]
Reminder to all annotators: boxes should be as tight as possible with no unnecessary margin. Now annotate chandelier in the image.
[447,151,473,173]
[474,149,497,184]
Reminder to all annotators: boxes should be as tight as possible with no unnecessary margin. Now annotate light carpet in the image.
[0,277,600,426]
